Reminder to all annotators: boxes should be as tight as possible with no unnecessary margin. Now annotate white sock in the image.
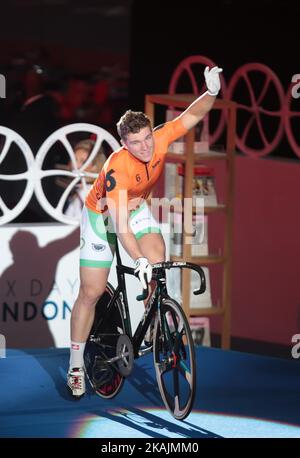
[69,341,86,370]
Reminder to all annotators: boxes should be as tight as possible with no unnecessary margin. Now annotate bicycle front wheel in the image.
[153,298,196,420]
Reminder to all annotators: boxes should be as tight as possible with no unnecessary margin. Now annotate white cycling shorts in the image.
[80,202,161,268]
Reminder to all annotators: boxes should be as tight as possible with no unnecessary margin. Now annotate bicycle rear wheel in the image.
[153,298,196,420]
[84,283,125,399]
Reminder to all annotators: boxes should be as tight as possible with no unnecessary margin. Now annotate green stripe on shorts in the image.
[135,227,161,240]
[129,202,147,219]
[80,259,112,268]
[87,208,116,246]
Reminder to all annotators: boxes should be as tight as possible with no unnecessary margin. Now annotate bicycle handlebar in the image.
[132,261,206,301]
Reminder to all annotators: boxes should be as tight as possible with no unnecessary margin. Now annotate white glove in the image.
[204,66,223,96]
[134,257,152,289]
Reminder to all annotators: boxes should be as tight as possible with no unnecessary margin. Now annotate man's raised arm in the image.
[179,66,223,130]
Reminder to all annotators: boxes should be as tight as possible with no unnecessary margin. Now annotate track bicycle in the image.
[84,242,206,420]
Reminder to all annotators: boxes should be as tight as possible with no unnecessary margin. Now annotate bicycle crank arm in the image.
[138,346,153,357]
[106,353,130,364]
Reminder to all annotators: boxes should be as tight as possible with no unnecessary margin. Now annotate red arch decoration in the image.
[226,63,285,157]
[168,55,227,145]
[283,79,300,159]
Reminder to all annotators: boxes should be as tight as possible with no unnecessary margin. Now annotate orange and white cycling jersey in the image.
[85,117,188,213]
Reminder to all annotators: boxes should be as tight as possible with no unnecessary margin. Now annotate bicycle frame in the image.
[113,242,167,358]
[102,241,206,359]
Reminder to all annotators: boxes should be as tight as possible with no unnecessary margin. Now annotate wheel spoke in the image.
[186,65,200,94]
[0,171,31,181]
[56,177,81,212]
[174,396,180,417]
[162,316,174,352]
[172,367,180,407]
[0,137,12,165]
[59,135,77,168]
[178,359,192,384]
[39,169,77,178]
[0,195,9,213]
[78,135,103,171]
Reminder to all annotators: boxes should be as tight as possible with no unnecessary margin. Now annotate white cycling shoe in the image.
[67,367,86,398]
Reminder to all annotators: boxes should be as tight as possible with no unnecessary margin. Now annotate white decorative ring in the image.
[0,126,35,225]
[34,123,120,225]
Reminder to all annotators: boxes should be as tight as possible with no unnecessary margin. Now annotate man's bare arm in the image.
[179,66,222,130]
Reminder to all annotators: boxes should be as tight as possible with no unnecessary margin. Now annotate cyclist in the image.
[67,66,222,397]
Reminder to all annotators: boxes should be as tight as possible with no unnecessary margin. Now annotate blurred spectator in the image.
[88,78,113,131]
[10,65,63,222]
[56,139,106,218]
[12,65,61,154]
[59,76,90,123]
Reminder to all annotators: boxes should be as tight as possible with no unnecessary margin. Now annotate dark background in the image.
[129,0,298,109]
[0,0,298,117]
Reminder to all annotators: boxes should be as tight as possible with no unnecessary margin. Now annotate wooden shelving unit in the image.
[145,94,236,349]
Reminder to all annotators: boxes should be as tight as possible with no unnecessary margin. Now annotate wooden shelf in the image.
[166,153,186,163]
[145,94,236,350]
[188,307,225,316]
[166,151,227,162]
[195,152,228,161]
[146,93,233,110]
[154,201,227,215]
[171,255,225,265]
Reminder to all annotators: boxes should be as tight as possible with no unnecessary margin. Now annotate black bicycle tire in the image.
[84,282,125,399]
[153,297,196,420]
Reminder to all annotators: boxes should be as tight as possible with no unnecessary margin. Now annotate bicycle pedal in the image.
[90,335,101,344]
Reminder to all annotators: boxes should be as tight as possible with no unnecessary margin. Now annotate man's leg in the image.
[136,232,166,264]
[129,200,165,264]
[68,205,115,397]
[71,266,110,343]
[68,266,110,397]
